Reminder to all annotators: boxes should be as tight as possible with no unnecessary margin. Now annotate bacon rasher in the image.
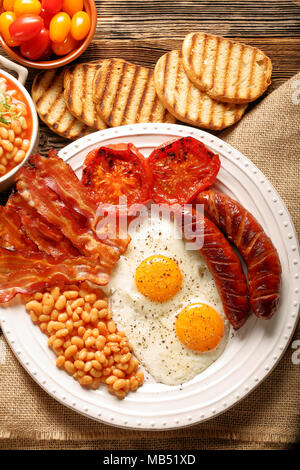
[7,194,80,258]
[0,247,110,303]
[0,204,37,251]
[29,152,131,255]
[16,165,122,269]
[30,151,98,227]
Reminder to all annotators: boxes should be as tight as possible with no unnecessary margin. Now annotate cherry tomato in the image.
[148,137,221,205]
[39,42,53,60]
[51,33,78,55]
[82,144,153,211]
[62,0,83,17]
[40,7,54,28]
[19,26,50,59]
[14,0,42,17]
[41,0,63,14]
[0,11,20,47]
[71,11,90,41]
[9,15,43,42]
[3,0,16,11]
[49,12,71,43]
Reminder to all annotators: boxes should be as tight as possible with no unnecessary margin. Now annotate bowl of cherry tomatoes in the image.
[0,0,97,69]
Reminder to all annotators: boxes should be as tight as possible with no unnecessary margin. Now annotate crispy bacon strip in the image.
[16,166,121,269]
[30,151,98,227]
[30,152,131,255]
[0,204,37,251]
[0,247,110,303]
[7,194,80,258]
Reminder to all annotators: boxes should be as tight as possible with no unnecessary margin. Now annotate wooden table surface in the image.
[0,0,299,203]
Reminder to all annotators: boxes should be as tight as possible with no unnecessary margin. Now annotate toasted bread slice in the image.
[154,50,247,131]
[64,63,108,130]
[32,69,91,140]
[92,58,176,127]
[182,32,272,104]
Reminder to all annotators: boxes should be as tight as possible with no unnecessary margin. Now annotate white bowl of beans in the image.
[0,55,38,192]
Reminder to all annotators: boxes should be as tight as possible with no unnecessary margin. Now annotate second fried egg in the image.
[104,212,229,386]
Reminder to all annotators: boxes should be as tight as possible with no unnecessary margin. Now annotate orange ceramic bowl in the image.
[0,0,97,69]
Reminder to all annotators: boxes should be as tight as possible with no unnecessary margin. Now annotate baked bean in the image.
[21,139,30,151]
[65,290,79,299]
[120,353,131,364]
[65,345,77,359]
[55,328,69,338]
[113,379,126,391]
[90,308,99,322]
[71,298,84,310]
[107,321,117,334]
[14,150,25,163]
[39,314,50,322]
[94,300,108,310]
[1,140,13,152]
[64,361,75,375]
[8,129,15,142]
[106,375,118,385]
[55,295,66,310]
[0,127,8,139]
[91,360,102,370]
[71,336,84,348]
[113,369,125,378]
[74,360,85,370]
[56,356,65,369]
[53,339,64,349]
[90,368,102,378]
[79,375,93,386]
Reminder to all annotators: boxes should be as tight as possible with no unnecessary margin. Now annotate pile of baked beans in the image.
[0,75,31,177]
[25,282,144,399]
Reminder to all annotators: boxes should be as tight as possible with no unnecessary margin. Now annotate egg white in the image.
[103,211,229,386]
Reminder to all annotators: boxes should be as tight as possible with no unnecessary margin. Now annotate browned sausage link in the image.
[178,207,250,329]
[196,190,282,319]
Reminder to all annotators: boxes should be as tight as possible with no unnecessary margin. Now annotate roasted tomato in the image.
[147,137,221,205]
[82,143,153,211]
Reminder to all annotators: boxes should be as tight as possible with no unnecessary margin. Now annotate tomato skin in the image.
[38,42,53,60]
[82,143,153,212]
[51,33,78,55]
[19,26,50,59]
[41,0,63,14]
[40,7,54,28]
[0,11,21,47]
[3,0,16,11]
[148,137,221,205]
[71,11,90,41]
[62,0,83,17]
[49,11,71,42]
[14,0,42,16]
[9,15,43,42]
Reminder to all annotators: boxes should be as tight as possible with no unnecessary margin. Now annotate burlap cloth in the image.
[0,74,299,450]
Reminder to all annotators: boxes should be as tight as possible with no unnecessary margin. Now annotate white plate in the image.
[0,123,299,430]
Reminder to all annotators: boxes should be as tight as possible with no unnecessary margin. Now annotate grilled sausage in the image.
[178,207,250,329]
[196,190,281,319]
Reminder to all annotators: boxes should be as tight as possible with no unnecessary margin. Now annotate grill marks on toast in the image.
[93,58,176,127]
[63,63,107,130]
[182,32,272,104]
[154,50,247,131]
[32,70,91,140]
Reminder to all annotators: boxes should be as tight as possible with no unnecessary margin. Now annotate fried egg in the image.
[103,211,229,386]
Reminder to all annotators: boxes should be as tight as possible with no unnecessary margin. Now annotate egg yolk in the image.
[176,303,224,352]
[135,255,183,302]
